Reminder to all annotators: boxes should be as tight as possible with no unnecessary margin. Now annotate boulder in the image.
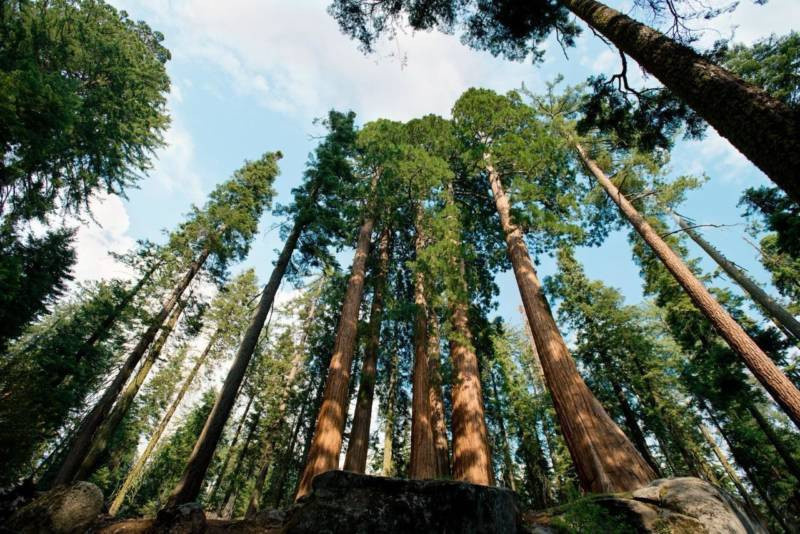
[6,481,103,534]
[283,470,522,533]
[153,502,207,533]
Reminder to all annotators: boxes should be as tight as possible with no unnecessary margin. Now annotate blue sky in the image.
[73,0,799,330]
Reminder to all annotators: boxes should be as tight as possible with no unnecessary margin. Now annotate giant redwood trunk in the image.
[53,247,209,486]
[448,258,493,486]
[295,196,377,499]
[382,350,399,477]
[109,330,219,515]
[561,0,800,205]
[672,212,800,342]
[77,299,186,480]
[576,144,800,430]
[343,227,391,474]
[486,158,655,492]
[427,312,451,478]
[165,217,306,506]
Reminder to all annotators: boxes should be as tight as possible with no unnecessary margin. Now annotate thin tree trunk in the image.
[672,212,800,342]
[207,393,254,505]
[561,0,800,204]
[77,298,186,480]
[487,157,654,492]
[53,247,209,486]
[747,405,800,483]
[293,373,328,499]
[383,350,399,477]
[218,411,261,516]
[343,228,391,473]
[577,143,800,430]
[699,424,757,511]
[427,311,451,478]
[296,186,377,499]
[270,399,308,506]
[166,218,306,506]
[489,369,516,490]
[73,259,163,366]
[108,331,219,515]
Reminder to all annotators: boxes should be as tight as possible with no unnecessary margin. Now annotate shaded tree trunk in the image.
[561,0,800,204]
[672,212,800,342]
[270,398,308,506]
[383,350,399,477]
[699,424,757,513]
[166,216,306,506]
[207,393,254,505]
[343,228,390,473]
[487,157,655,492]
[53,247,209,486]
[218,410,261,516]
[77,299,186,480]
[109,330,219,515]
[747,404,800,483]
[295,189,377,499]
[489,369,516,490]
[427,312,451,478]
[577,143,800,430]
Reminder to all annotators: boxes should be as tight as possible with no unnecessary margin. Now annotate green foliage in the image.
[550,499,637,534]
[0,0,170,224]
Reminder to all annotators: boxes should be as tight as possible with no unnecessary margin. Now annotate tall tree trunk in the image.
[410,208,437,480]
[246,278,329,516]
[76,299,186,480]
[217,411,261,516]
[295,193,377,499]
[672,212,800,342]
[486,157,654,492]
[270,398,308,506]
[489,369,516,490]
[560,0,800,204]
[382,350,399,477]
[53,247,209,486]
[448,259,494,486]
[577,144,800,430]
[343,228,391,473]
[427,312,451,478]
[207,393,254,505]
[746,404,800,483]
[73,259,162,366]
[109,330,219,515]
[699,424,757,513]
[166,218,307,506]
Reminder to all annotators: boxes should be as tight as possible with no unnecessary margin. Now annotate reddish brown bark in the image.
[295,197,377,499]
[487,157,655,492]
[343,227,391,473]
[576,144,800,430]
[410,268,436,479]
[427,311,451,478]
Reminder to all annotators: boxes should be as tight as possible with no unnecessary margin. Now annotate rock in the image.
[6,481,103,534]
[524,477,767,534]
[154,502,207,533]
[283,470,522,533]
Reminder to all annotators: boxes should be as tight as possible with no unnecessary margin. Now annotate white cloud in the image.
[71,194,137,283]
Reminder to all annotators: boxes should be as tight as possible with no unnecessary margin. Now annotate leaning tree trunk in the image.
[76,299,186,480]
[410,209,437,480]
[217,410,261,517]
[699,424,758,514]
[671,212,800,342]
[207,393,254,505]
[746,404,800,483]
[486,156,655,492]
[427,311,451,478]
[166,217,307,507]
[53,247,209,486]
[295,194,377,499]
[269,399,308,506]
[561,0,800,205]
[343,227,391,474]
[109,330,219,515]
[73,259,163,366]
[576,144,800,430]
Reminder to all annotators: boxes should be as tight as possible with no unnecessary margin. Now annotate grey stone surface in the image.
[7,481,103,534]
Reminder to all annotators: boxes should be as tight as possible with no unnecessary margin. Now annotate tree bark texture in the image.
[382,350,399,477]
[166,218,305,506]
[77,298,186,480]
[487,157,655,492]
[53,247,209,486]
[561,0,800,205]
[109,331,219,515]
[343,227,391,473]
[427,311,451,478]
[577,143,800,430]
[295,203,376,499]
[672,212,800,342]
